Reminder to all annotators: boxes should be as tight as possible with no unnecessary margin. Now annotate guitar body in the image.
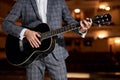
[5,23,55,66]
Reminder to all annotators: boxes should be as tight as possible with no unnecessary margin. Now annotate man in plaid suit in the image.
[2,0,92,80]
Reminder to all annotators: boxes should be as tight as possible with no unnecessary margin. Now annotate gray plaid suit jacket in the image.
[2,0,78,61]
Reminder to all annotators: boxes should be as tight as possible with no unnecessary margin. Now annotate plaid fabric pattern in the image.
[26,53,67,80]
[2,0,78,80]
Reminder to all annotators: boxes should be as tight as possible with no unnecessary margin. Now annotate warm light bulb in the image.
[105,6,110,11]
[96,31,108,39]
[74,9,81,13]
[98,34,106,39]
[99,5,106,9]
[114,39,120,44]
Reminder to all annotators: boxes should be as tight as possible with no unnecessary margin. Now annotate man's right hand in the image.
[24,29,41,48]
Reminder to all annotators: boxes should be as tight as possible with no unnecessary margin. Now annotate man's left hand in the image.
[79,18,92,33]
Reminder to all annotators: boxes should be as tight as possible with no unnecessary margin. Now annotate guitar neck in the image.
[41,13,111,40]
[41,23,80,39]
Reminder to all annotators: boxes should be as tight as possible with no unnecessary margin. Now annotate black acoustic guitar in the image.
[5,14,111,66]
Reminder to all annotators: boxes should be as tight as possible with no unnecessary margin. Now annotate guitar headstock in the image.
[92,13,111,26]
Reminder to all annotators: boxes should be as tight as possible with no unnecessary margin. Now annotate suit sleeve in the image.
[61,0,86,37]
[2,0,24,38]
[61,0,78,24]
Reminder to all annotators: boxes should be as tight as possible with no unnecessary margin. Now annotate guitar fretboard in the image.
[41,23,80,39]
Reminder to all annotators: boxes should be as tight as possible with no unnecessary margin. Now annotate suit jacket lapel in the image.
[30,0,54,23]
[30,0,42,20]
